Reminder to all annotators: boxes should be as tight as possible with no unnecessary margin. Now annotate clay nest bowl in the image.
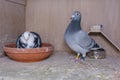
[3,43,54,62]
[87,50,106,59]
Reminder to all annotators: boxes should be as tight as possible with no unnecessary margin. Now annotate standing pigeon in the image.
[16,31,42,48]
[64,11,104,61]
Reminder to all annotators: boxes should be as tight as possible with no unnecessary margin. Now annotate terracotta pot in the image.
[3,43,54,62]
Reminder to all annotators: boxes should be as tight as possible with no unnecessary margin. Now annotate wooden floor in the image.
[0,51,120,80]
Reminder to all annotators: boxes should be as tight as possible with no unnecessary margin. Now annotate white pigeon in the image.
[64,11,104,61]
[16,31,42,48]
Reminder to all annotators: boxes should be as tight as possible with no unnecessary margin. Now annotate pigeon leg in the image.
[75,53,80,61]
[80,56,85,61]
[80,53,86,61]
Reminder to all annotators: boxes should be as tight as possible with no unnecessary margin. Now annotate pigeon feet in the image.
[70,54,86,62]
[74,58,80,62]
[80,56,85,61]
[74,56,85,62]
[74,54,80,62]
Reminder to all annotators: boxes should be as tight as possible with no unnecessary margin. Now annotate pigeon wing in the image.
[74,31,96,50]
[16,37,21,48]
[31,32,42,47]
[16,34,22,48]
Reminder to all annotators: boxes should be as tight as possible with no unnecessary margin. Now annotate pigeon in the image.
[16,31,42,48]
[64,11,104,61]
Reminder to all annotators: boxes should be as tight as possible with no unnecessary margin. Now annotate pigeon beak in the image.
[70,15,75,19]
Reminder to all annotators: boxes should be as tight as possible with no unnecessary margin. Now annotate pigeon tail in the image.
[91,43,104,51]
[97,48,105,51]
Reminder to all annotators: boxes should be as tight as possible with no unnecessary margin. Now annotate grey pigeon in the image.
[64,11,104,61]
[16,31,42,48]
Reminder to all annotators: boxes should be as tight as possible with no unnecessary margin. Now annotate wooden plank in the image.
[0,0,25,56]
[26,0,120,55]
[5,0,26,6]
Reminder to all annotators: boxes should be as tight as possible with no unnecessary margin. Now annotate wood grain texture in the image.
[5,0,26,5]
[0,0,25,56]
[26,0,120,55]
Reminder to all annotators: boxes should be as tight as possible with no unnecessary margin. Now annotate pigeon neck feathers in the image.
[67,19,81,34]
[71,19,81,30]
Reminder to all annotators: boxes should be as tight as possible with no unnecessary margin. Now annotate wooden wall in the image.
[0,0,25,56]
[26,0,120,56]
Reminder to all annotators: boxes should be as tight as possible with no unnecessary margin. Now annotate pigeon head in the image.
[71,11,81,21]
[22,31,31,41]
